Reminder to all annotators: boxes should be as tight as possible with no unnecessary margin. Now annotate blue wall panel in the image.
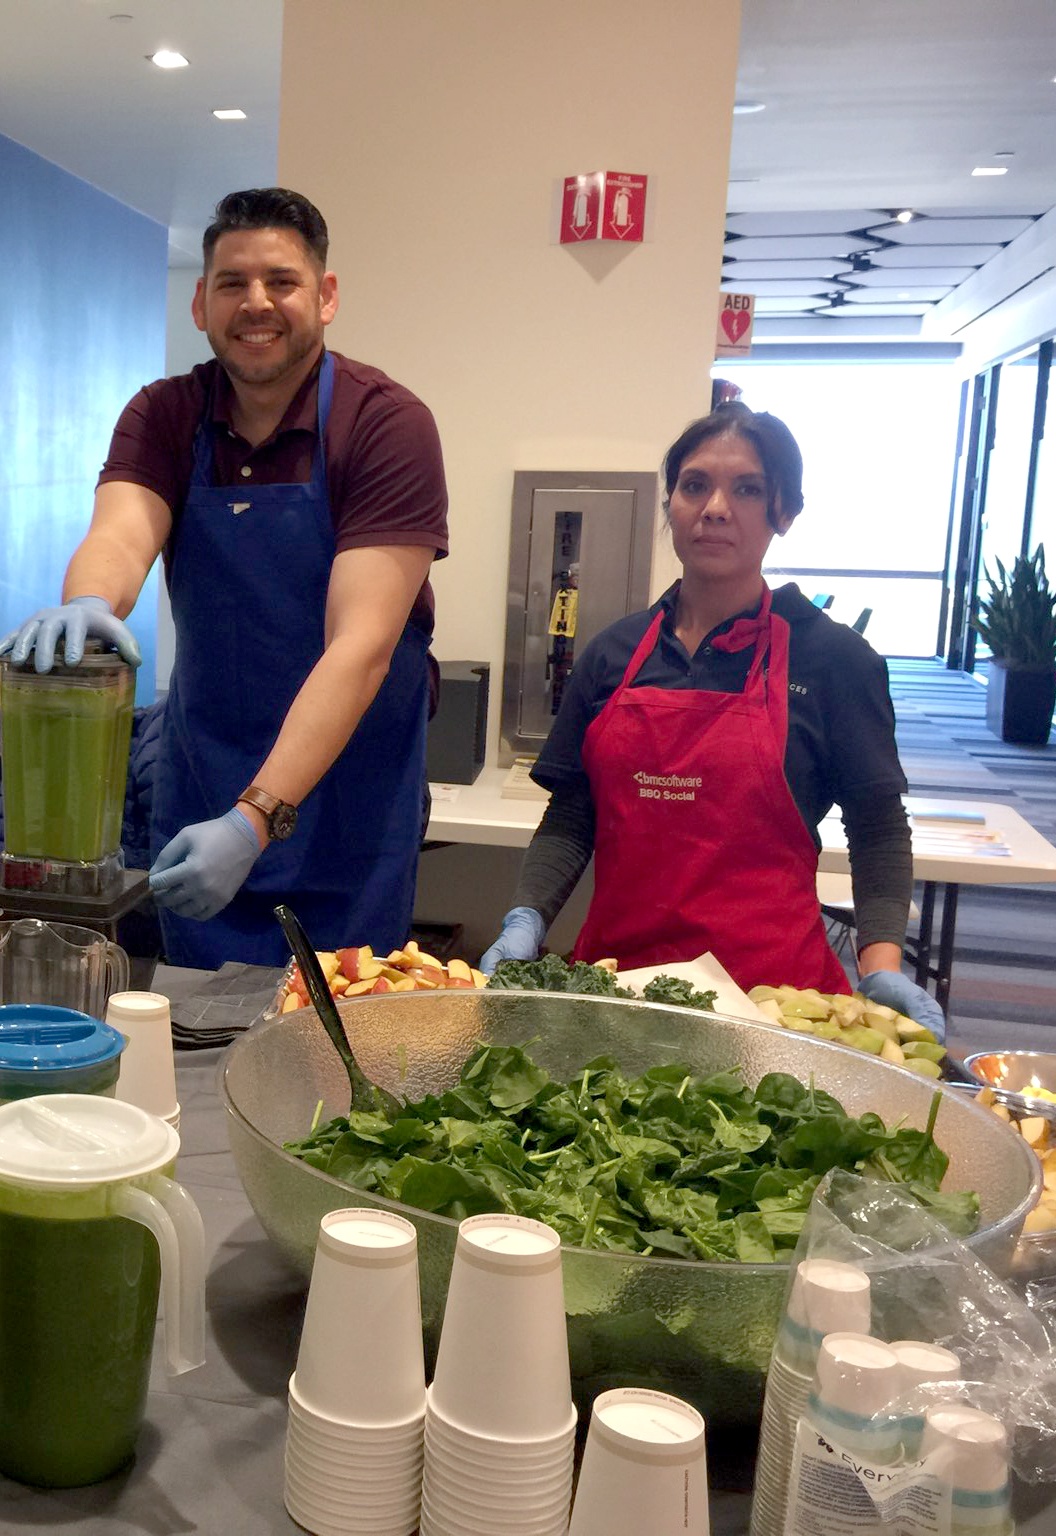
[0,134,167,702]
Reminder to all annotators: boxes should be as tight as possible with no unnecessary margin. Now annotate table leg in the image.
[914,882,936,989]
[935,883,959,1015]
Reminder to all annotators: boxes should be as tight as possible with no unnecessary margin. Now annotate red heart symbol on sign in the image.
[721,308,751,344]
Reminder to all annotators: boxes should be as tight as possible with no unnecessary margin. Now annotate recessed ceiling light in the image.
[149,50,189,70]
[213,108,247,120]
[972,166,1008,176]
[733,99,766,115]
[894,210,914,224]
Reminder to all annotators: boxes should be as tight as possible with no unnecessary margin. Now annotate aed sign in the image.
[560,171,647,244]
[715,292,755,357]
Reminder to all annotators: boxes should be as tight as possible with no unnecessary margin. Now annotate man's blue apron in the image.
[151,352,430,968]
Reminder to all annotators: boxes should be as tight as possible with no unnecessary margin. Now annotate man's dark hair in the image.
[662,400,805,530]
[202,188,329,269]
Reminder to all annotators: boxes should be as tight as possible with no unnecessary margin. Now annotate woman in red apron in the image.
[481,404,944,1035]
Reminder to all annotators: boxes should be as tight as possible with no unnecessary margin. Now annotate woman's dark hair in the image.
[202,188,329,269]
[662,401,805,529]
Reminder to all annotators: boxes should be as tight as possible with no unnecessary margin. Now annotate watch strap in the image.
[238,785,284,819]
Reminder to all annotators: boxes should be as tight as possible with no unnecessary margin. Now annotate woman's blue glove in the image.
[479,907,547,976]
[148,809,263,921]
[858,969,947,1043]
[0,596,141,672]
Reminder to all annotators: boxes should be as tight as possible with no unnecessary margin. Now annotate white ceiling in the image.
[2,0,1056,322]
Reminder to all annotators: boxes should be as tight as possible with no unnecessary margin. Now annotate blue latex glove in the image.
[479,907,547,976]
[0,596,141,672]
[858,969,947,1044]
[149,809,263,922]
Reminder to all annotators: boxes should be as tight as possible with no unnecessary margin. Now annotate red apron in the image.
[572,589,850,994]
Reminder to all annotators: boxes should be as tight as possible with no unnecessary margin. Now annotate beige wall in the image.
[279,0,740,749]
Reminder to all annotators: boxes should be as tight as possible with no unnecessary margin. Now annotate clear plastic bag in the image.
[751,1170,1056,1536]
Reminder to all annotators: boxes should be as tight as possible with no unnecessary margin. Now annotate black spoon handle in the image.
[274,903,368,1108]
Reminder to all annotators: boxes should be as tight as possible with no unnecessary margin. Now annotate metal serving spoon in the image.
[274,904,402,1118]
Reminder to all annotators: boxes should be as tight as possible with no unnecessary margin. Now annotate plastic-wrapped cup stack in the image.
[889,1340,961,1460]
[809,1333,904,1463]
[920,1404,1012,1536]
[284,1209,426,1536]
[421,1213,576,1536]
[568,1388,709,1536]
[750,1259,871,1536]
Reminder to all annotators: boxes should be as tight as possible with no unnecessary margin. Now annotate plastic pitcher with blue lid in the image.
[0,1093,206,1487]
[0,1003,126,1102]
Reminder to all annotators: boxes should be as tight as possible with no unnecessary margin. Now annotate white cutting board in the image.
[615,952,773,1025]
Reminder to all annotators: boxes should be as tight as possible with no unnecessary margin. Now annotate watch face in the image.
[269,803,298,841]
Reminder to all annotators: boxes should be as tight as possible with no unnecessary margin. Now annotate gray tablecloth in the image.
[2,966,1054,1534]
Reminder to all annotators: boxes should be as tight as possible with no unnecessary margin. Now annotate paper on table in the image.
[615,952,773,1025]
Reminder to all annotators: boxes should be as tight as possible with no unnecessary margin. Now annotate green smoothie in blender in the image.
[0,647,135,865]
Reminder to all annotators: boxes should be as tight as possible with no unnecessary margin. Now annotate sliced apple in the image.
[416,951,443,970]
[316,951,341,984]
[391,978,417,992]
[470,968,487,989]
[281,992,302,1013]
[343,978,376,997]
[371,977,395,994]
[447,958,473,983]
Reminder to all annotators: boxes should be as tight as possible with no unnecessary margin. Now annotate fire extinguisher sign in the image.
[560,171,647,245]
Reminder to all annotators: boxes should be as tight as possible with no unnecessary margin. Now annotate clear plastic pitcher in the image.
[0,918,130,1014]
[0,1093,206,1487]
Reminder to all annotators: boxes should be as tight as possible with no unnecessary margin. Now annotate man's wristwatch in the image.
[237,786,298,842]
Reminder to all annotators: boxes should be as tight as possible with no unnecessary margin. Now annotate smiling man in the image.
[0,188,449,967]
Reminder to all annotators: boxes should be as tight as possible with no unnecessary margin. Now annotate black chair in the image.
[851,607,873,635]
[811,593,835,610]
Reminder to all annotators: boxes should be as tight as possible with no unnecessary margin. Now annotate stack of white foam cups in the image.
[889,1340,961,1459]
[750,1257,871,1536]
[420,1213,576,1536]
[920,1404,1013,1536]
[568,1387,710,1535]
[284,1209,426,1536]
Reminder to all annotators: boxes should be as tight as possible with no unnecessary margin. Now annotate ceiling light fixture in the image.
[149,49,189,69]
[733,99,766,115]
[972,165,1008,176]
[213,108,247,120]
[894,210,914,223]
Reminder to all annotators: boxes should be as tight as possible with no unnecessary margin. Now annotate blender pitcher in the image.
[0,642,135,897]
[0,1093,205,1487]
[0,918,130,1014]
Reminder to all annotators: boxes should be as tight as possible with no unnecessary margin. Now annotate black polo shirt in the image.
[532,582,907,846]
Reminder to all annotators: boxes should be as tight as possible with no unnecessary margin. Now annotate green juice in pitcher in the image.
[0,1195,161,1487]
[0,649,134,864]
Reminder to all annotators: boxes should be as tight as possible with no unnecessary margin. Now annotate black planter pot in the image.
[985,658,1056,745]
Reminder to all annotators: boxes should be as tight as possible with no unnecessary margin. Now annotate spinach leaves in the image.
[284,1045,978,1261]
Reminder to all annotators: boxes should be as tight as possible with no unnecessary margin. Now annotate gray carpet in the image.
[885,659,1055,1054]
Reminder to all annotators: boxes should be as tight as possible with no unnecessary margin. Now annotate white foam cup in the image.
[420,1485,570,1536]
[284,1474,420,1536]
[889,1341,962,1456]
[292,1209,425,1425]
[106,991,179,1119]
[920,1404,1010,1493]
[429,1214,573,1439]
[568,1388,709,1536]
[425,1391,577,1458]
[289,1376,426,1441]
[810,1333,903,1463]
[779,1259,871,1365]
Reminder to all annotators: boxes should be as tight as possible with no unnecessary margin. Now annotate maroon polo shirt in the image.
[98,349,448,638]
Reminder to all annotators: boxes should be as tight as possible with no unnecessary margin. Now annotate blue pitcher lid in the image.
[0,1005,126,1071]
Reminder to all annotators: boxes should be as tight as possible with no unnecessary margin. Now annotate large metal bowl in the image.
[221,990,1040,1427]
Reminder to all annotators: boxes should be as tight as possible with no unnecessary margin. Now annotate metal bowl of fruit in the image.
[968,1068,1056,1282]
[963,1050,1056,1107]
[222,989,1039,1429]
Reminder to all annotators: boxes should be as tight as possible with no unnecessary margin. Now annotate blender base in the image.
[0,868,150,939]
[1,850,126,900]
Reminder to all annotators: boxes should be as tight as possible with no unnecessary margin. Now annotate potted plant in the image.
[974,544,1056,745]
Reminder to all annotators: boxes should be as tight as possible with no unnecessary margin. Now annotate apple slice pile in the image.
[747,984,946,1074]
[975,1088,1056,1235]
[279,941,487,1013]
